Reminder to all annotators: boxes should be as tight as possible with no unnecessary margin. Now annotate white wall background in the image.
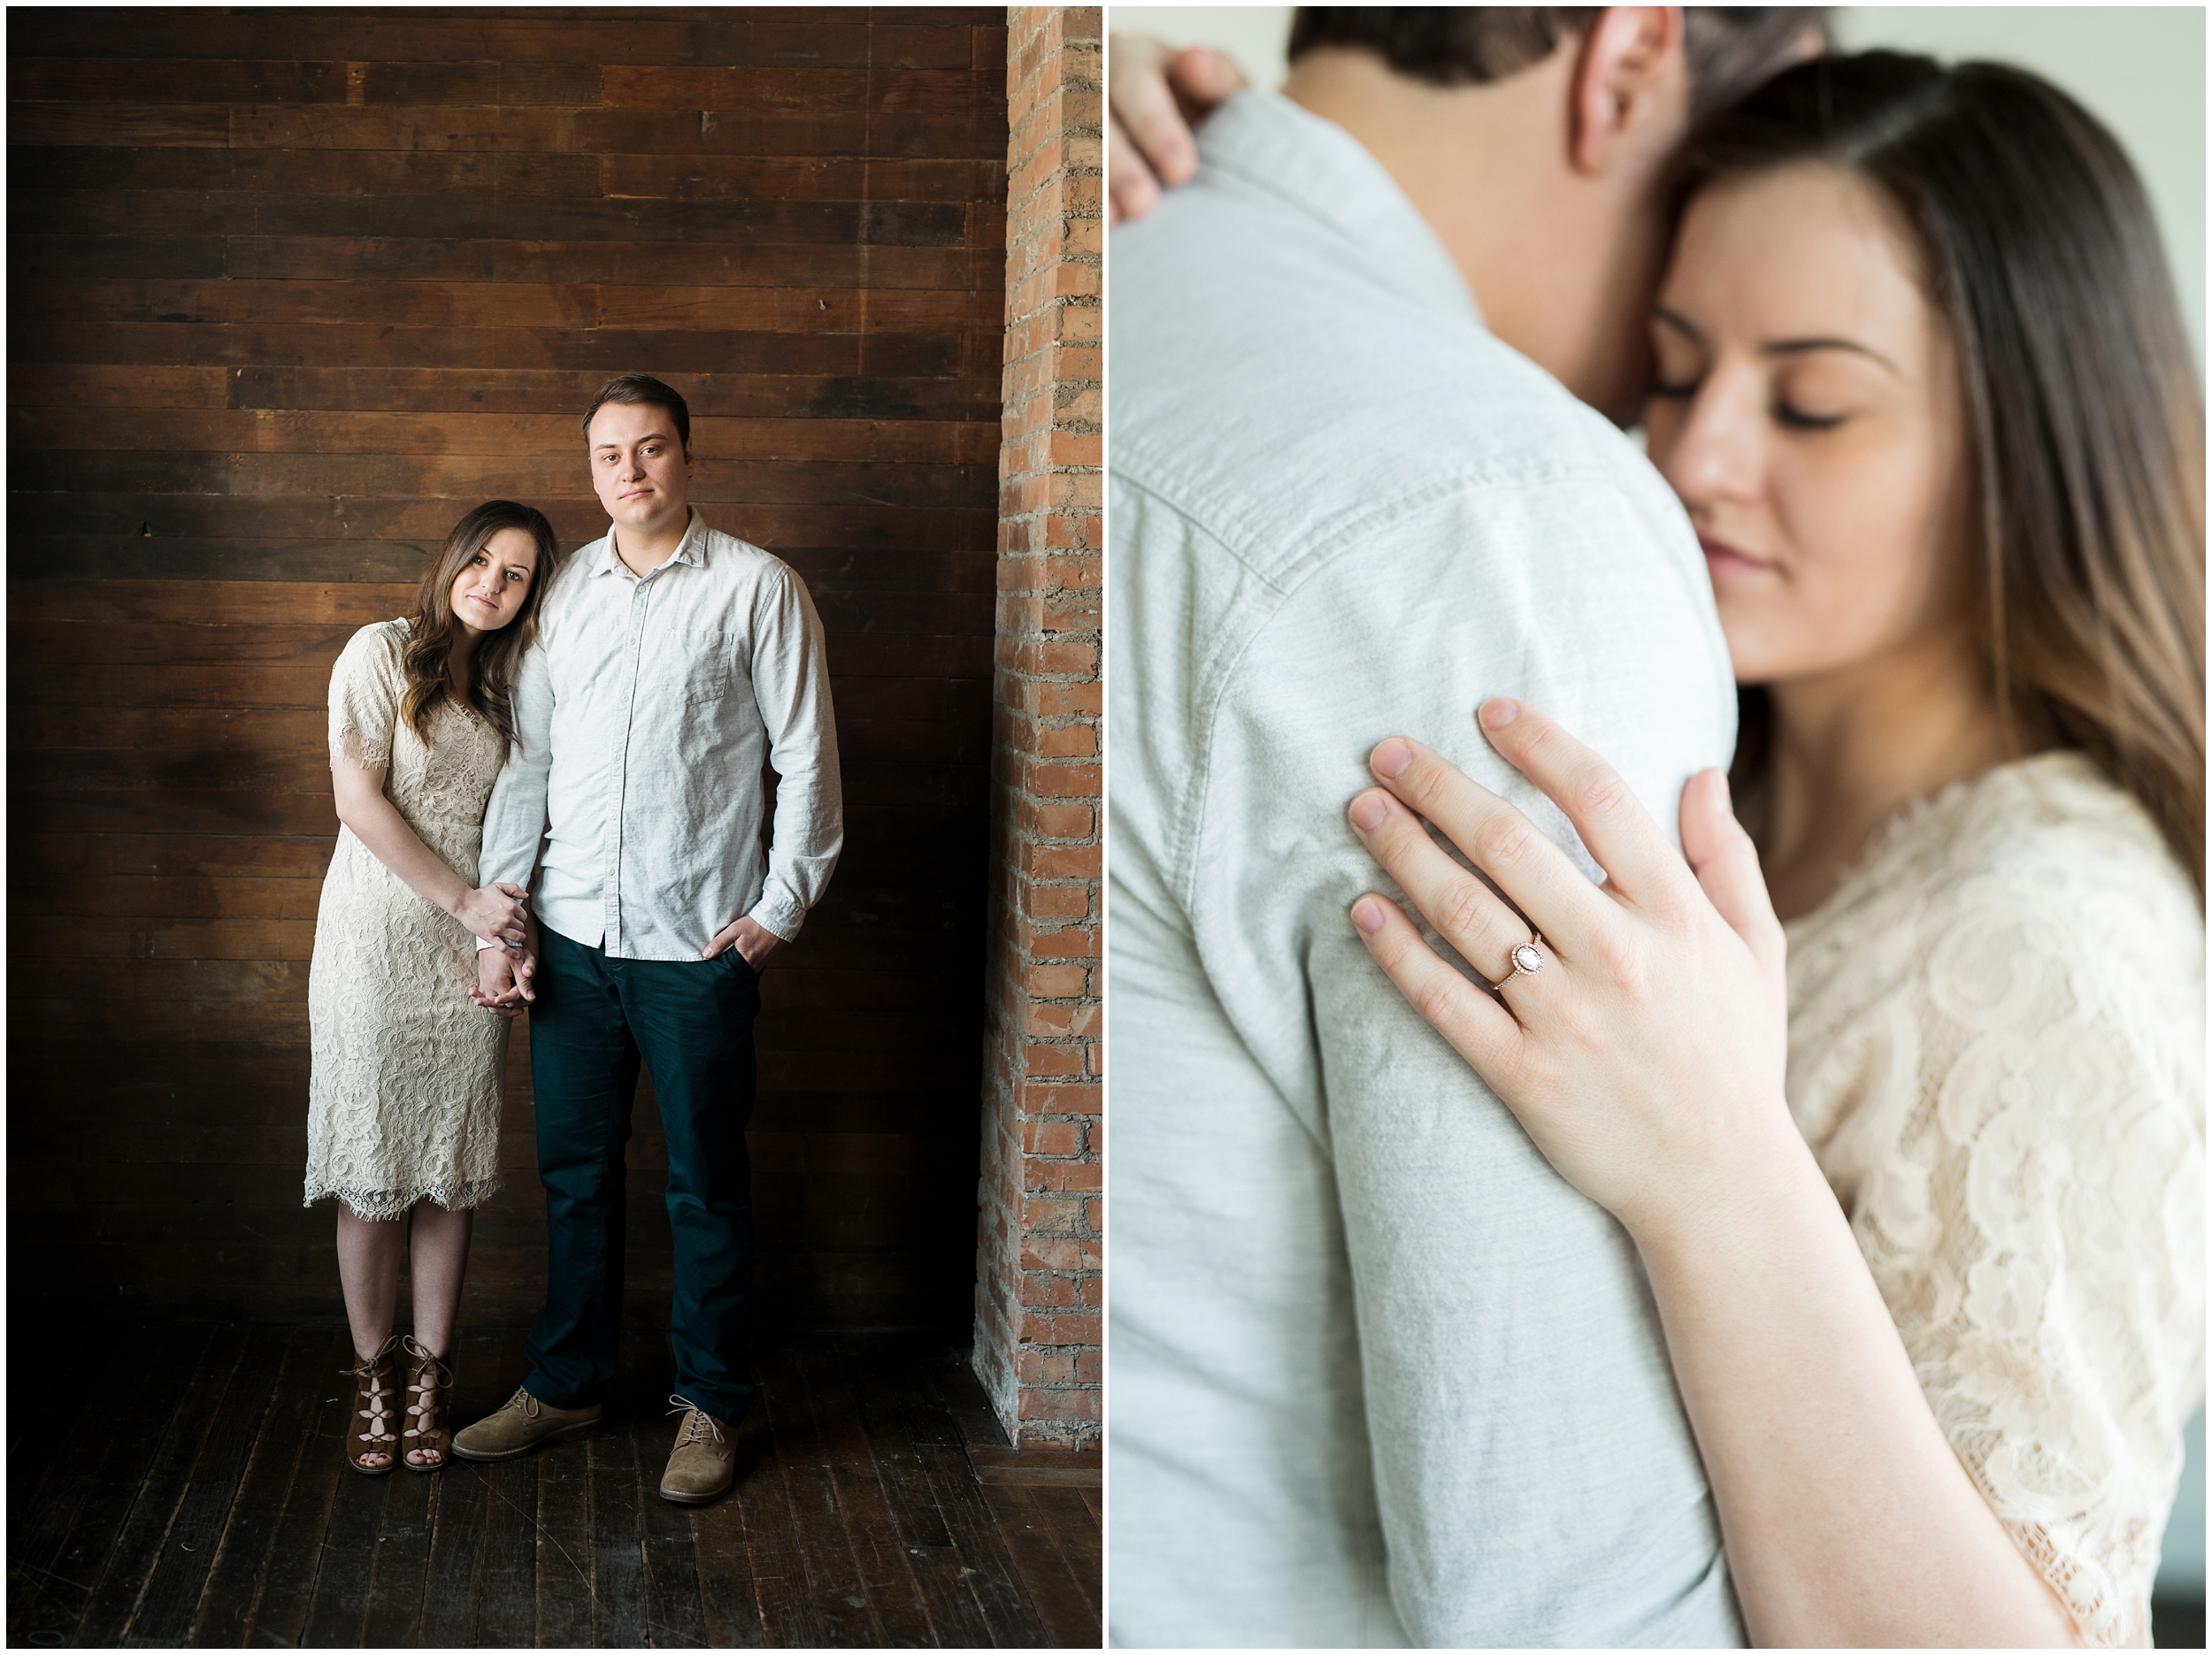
[1107,0,2209,1605]
[1109,6,2208,352]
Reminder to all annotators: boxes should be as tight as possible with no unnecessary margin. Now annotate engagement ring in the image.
[1488,939,1544,992]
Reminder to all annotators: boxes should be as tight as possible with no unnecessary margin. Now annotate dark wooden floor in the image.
[7,1321,1098,1647]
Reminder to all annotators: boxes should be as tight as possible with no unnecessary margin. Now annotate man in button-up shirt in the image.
[1109,11,1821,1647]
[452,374,841,1503]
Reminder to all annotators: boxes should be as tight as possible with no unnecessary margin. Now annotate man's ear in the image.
[1569,6,1686,176]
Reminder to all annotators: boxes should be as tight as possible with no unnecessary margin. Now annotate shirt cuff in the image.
[748,899,803,944]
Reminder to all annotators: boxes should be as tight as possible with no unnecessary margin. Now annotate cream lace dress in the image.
[1785,750,2203,1646]
[303,619,511,1220]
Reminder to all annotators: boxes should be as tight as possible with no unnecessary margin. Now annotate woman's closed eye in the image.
[1647,374,1848,432]
[1771,400,1848,431]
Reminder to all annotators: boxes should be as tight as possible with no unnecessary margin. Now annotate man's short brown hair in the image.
[1287,8,1829,118]
[581,372,691,454]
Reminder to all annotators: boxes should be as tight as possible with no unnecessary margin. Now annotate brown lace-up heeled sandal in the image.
[342,1334,402,1475]
[400,1335,455,1471]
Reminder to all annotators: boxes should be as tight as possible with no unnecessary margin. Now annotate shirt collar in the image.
[591,508,710,578]
[1196,90,1482,327]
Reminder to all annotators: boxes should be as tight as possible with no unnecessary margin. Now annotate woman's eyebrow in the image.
[1763,335,1902,373]
[1661,306,1903,376]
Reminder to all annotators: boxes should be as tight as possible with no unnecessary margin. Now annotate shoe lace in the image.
[503,1384,542,1421]
[342,1338,399,1449]
[666,1394,726,1447]
[400,1336,453,1443]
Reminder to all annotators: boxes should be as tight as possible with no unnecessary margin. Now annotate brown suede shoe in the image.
[657,1395,737,1504]
[449,1383,602,1463]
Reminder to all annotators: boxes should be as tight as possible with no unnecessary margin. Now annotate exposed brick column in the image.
[973,4,1103,1451]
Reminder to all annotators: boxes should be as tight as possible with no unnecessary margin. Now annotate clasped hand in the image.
[471,936,535,1017]
[461,884,534,1019]
[452,881,530,947]
[1345,699,1795,1241]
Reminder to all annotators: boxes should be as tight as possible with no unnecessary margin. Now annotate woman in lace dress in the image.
[307,499,556,1475]
[1325,56,2201,1647]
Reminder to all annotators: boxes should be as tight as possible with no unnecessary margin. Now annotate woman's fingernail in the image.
[1348,791,1388,831]
[1351,898,1386,936]
[1480,698,1519,729]
[1372,739,1413,778]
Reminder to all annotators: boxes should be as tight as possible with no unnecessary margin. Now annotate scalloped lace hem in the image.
[304,1178,503,1221]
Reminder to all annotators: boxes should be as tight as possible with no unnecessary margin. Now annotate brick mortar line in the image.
[987,791,1098,808]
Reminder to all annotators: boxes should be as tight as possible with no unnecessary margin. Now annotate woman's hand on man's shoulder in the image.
[1109,34,1246,226]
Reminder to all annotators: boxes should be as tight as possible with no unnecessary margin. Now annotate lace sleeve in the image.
[328,622,403,770]
[1848,889,2205,1646]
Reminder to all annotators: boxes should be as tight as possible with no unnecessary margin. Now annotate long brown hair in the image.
[401,500,558,750]
[1678,53,2206,899]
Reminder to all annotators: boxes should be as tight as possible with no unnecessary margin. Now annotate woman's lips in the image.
[1700,535,1778,577]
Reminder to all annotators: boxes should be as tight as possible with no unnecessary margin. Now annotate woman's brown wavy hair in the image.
[401,500,559,752]
[1683,52,2205,900]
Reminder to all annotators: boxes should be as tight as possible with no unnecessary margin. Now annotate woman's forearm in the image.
[336,780,472,920]
[1630,1133,2079,1648]
[1337,717,2089,1644]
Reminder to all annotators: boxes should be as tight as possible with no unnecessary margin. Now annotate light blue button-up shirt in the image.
[479,510,841,960]
[1109,93,1743,1648]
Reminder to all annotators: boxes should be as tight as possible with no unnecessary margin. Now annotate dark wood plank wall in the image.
[8,7,1010,1335]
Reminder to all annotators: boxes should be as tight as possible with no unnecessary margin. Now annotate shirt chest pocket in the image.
[680,633,733,706]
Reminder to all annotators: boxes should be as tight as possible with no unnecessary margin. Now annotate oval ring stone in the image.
[1512,944,1542,975]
